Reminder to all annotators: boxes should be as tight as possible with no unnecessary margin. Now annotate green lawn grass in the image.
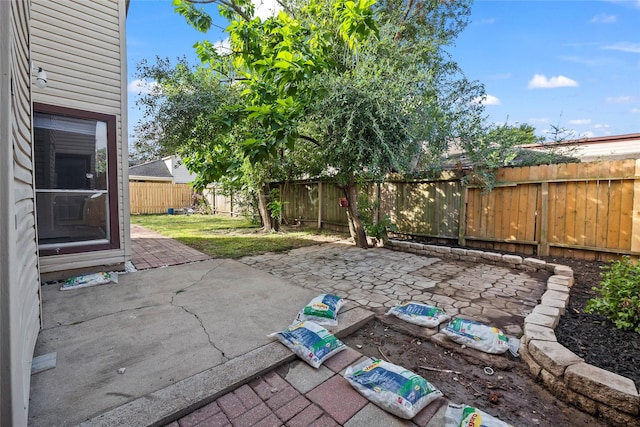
[130,214,347,258]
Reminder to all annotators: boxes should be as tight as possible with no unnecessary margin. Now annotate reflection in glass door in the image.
[34,113,110,248]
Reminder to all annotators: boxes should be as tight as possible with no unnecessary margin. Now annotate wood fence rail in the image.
[280,159,640,261]
[129,182,193,214]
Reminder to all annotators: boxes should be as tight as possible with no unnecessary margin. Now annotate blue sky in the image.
[126,0,640,144]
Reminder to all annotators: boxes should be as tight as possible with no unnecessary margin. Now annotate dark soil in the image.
[343,318,608,427]
[545,257,640,390]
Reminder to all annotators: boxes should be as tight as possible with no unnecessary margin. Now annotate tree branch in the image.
[394,0,416,41]
[187,0,252,22]
[298,134,321,147]
[274,0,294,17]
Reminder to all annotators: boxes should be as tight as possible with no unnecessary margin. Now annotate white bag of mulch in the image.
[269,321,345,368]
[60,272,118,291]
[445,403,513,427]
[344,358,443,419]
[386,302,450,328]
[442,317,512,355]
[295,294,345,326]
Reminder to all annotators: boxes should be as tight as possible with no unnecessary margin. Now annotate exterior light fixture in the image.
[35,67,47,89]
[31,63,47,89]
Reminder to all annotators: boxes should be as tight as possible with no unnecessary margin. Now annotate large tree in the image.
[161,0,486,246]
[295,0,485,245]
[133,57,295,230]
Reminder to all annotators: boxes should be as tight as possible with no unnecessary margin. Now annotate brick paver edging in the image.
[385,239,640,426]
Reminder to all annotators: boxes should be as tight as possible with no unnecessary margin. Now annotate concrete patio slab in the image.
[28,259,318,426]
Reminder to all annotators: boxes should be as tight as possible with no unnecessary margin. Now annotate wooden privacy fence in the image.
[202,185,240,216]
[280,159,640,261]
[129,182,193,214]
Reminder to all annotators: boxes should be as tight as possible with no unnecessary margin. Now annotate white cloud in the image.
[582,131,596,138]
[528,74,579,89]
[593,124,610,129]
[590,13,616,23]
[128,79,159,95]
[605,96,638,103]
[631,108,640,114]
[478,18,496,25]
[253,0,281,20]
[529,117,550,125]
[558,56,597,66]
[214,38,232,55]
[568,119,592,125]
[473,94,501,106]
[604,0,640,9]
[603,42,640,53]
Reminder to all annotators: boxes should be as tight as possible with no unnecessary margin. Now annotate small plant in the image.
[365,214,398,243]
[358,193,397,243]
[266,188,287,229]
[585,256,640,333]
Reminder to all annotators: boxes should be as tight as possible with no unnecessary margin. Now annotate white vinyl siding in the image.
[164,156,196,184]
[1,0,42,425]
[31,0,130,275]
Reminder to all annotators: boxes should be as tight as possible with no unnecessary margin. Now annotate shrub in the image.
[357,193,397,243]
[585,256,640,333]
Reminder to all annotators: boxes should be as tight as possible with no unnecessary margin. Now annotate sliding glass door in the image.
[34,104,119,255]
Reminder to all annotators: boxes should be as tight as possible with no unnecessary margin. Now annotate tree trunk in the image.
[257,189,273,232]
[343,182,368,248]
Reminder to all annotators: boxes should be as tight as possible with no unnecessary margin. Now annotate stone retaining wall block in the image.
[450,248,467,256]
[528,340,583,377]
[518,341,542,378]
[466,250,485,258]
[531,305,561,318]
[523,323,557,345]
[553,265,574,278]
[525,312,559,329]
[523,258,547,269]
[547,275,574,287]
[501,254,523,265]
[597,403,640,426]
[546,282,570,293]
[480,252,502,262]
[565,363,640,415]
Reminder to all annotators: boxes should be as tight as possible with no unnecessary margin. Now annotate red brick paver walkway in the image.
[168,346,446,427]
[130,224,211,270]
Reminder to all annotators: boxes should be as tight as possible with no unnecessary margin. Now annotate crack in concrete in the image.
[169,262,229,362]
[46,303,163,330]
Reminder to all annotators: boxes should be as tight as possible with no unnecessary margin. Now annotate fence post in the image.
[317,182,323,229]
[376,182,381,224]
[632,159,640,254]
[538,181,550,256]
[458,185,467,246]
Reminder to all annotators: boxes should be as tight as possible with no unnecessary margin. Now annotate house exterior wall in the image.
[164,156,196,184]
[524,133,640,161]
[30,0,130,276]
[0,0,42,425]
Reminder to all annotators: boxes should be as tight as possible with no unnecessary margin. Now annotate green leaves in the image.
[334,0,379,50]
[172,0,212,33]
[585,256,640,333]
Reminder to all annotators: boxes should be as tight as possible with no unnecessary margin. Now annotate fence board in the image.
[564,180,577,245]
[584,180,599,247]
[606,181,622,249]
[595,180,610,248]
[574,181,587,246]
[129,182,192,214]
[619,179,634,250]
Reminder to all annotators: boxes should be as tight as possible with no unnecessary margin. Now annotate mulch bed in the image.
[545,257,640,390]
